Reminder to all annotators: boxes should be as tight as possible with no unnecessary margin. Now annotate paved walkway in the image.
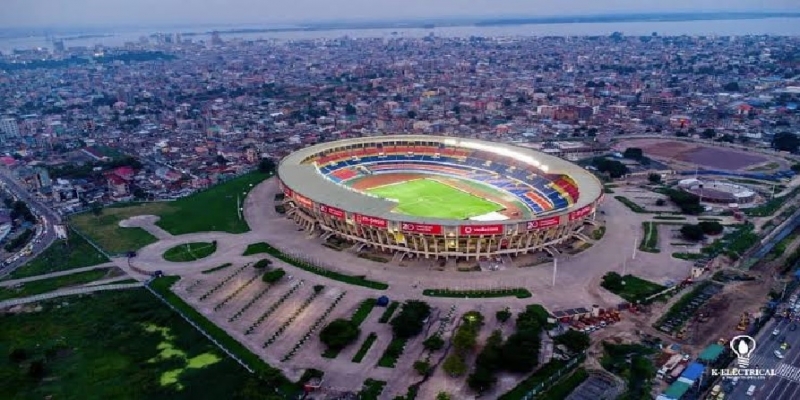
[0,262,117,287]
[0,283,144,308]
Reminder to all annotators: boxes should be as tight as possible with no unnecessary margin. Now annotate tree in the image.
[467,366,498,393]
[258,158,276,173]
[791,163,800,173]
[91,202,103,217]
[655,199,666,206]
[623,148,644,160]
[390,300,431,339]
[345,103,357,115]
[773,132,800,153]
[723,82,740,92]
[253,258,272,269]
[436,392,452,400]
[422,335,444,351]
[496,308,512,323]
[647,173,662,184]
[592,158,629,178]
[413,360,431,375]
[262,268,285,283]
[700,128,716,139]
[681,224,705,241]
[554,330,591,353]
[442,354,468,377]
[215,154,227,165]
[320,319,360,352]
[407,110,417,119]
[698,221,724,235]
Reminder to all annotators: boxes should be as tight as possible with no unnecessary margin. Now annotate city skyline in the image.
[1,0,799,29]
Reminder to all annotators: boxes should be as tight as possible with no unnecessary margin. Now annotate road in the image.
[0,170,61,278]
[726,304,800,400]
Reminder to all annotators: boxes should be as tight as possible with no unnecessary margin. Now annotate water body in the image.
[1,18,799,53]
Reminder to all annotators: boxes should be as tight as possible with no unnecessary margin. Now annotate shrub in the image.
[253,258,272,269]
[320,319,360,352]
[681,224,705,241]
[496,308,512,323]
[413,360,431,375]
[390,301,431,339]
[262,268,286,283]
[422,335,445,351]
[442,354,468,377]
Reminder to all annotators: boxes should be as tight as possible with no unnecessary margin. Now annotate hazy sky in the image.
[2,0,798,28]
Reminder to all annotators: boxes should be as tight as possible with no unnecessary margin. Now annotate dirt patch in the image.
[691,280,770,345]
[616,139,768,170]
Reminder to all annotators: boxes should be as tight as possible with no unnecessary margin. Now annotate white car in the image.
[773,328,780,336]
[775,350,785,359]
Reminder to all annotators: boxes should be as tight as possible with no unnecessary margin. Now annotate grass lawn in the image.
[600,273,666,304]
[351,332,378,363]
[422,288,532,299]
[163,242,217,262]
[69,172,270,254]
[0,268,118,301]
[70,204,163,254]
[201,263,233,275]
[5,235,109,280]
[243,242,271,256]
[639,221,660,253]
[0,289,272,400]
[366,178,503,219]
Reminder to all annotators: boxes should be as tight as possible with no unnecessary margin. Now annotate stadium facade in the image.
[277,135,604,259]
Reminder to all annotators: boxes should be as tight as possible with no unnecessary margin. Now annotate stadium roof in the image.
[278,135,603,225]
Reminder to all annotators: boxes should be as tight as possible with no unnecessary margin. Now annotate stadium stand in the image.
[312,144,580,214]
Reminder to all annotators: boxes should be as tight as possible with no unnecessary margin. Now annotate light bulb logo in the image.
[731,335,757,368]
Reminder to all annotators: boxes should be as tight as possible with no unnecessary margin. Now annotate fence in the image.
[144,280,254,374]
[512,352,587,400]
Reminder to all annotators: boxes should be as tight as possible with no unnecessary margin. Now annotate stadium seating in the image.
[315,145,575,213]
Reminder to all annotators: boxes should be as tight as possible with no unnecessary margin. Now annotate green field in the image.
[366,178,503,219]
[70,171,270,254]
[5,235,109,280]
[0,289,277,400]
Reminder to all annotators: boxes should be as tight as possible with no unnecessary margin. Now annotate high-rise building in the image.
[211,31,224,46]
[0,118,19,138]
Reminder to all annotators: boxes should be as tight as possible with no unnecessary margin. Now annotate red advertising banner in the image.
[283,186,293,198]
[569,205,594,221]
[459,224,504,236]
[319,204,345,219]
[401,222,443,235]
[295,193,313,208]
[526,216,561,230]
[354,214,388,228]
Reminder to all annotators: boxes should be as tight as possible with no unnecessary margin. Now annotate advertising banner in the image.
[459,224,504,236]
[526,216,561,230]
[283,186,293,198]
[354,214,388,228]
[400,222,443,235]
[319,204,345,219]
[569,205,594,221]
[294,193,313,208]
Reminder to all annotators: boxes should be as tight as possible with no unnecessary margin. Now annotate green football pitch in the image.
[365,178,504,219]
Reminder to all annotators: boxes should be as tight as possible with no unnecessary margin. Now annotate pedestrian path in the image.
[0,262,117,287]
[0,283,144,308]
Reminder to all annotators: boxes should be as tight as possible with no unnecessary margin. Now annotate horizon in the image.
[1,9,799,33]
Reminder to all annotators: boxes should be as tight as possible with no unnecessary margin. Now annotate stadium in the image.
[276,135,604,259]
[677,178,757,204]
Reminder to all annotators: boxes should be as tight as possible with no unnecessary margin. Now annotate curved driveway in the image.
[128,177,694,310]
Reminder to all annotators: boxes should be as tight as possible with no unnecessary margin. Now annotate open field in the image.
[4,235,109,280]
[616,138,770,170]
[70,172,270,253]
[366,178,503,219]
[163,242,217,262]
[0,289,268,400]
[0,268,118,301]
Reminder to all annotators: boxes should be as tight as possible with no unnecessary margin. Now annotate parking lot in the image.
[566,370,623,400]
[655,282,723,337]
